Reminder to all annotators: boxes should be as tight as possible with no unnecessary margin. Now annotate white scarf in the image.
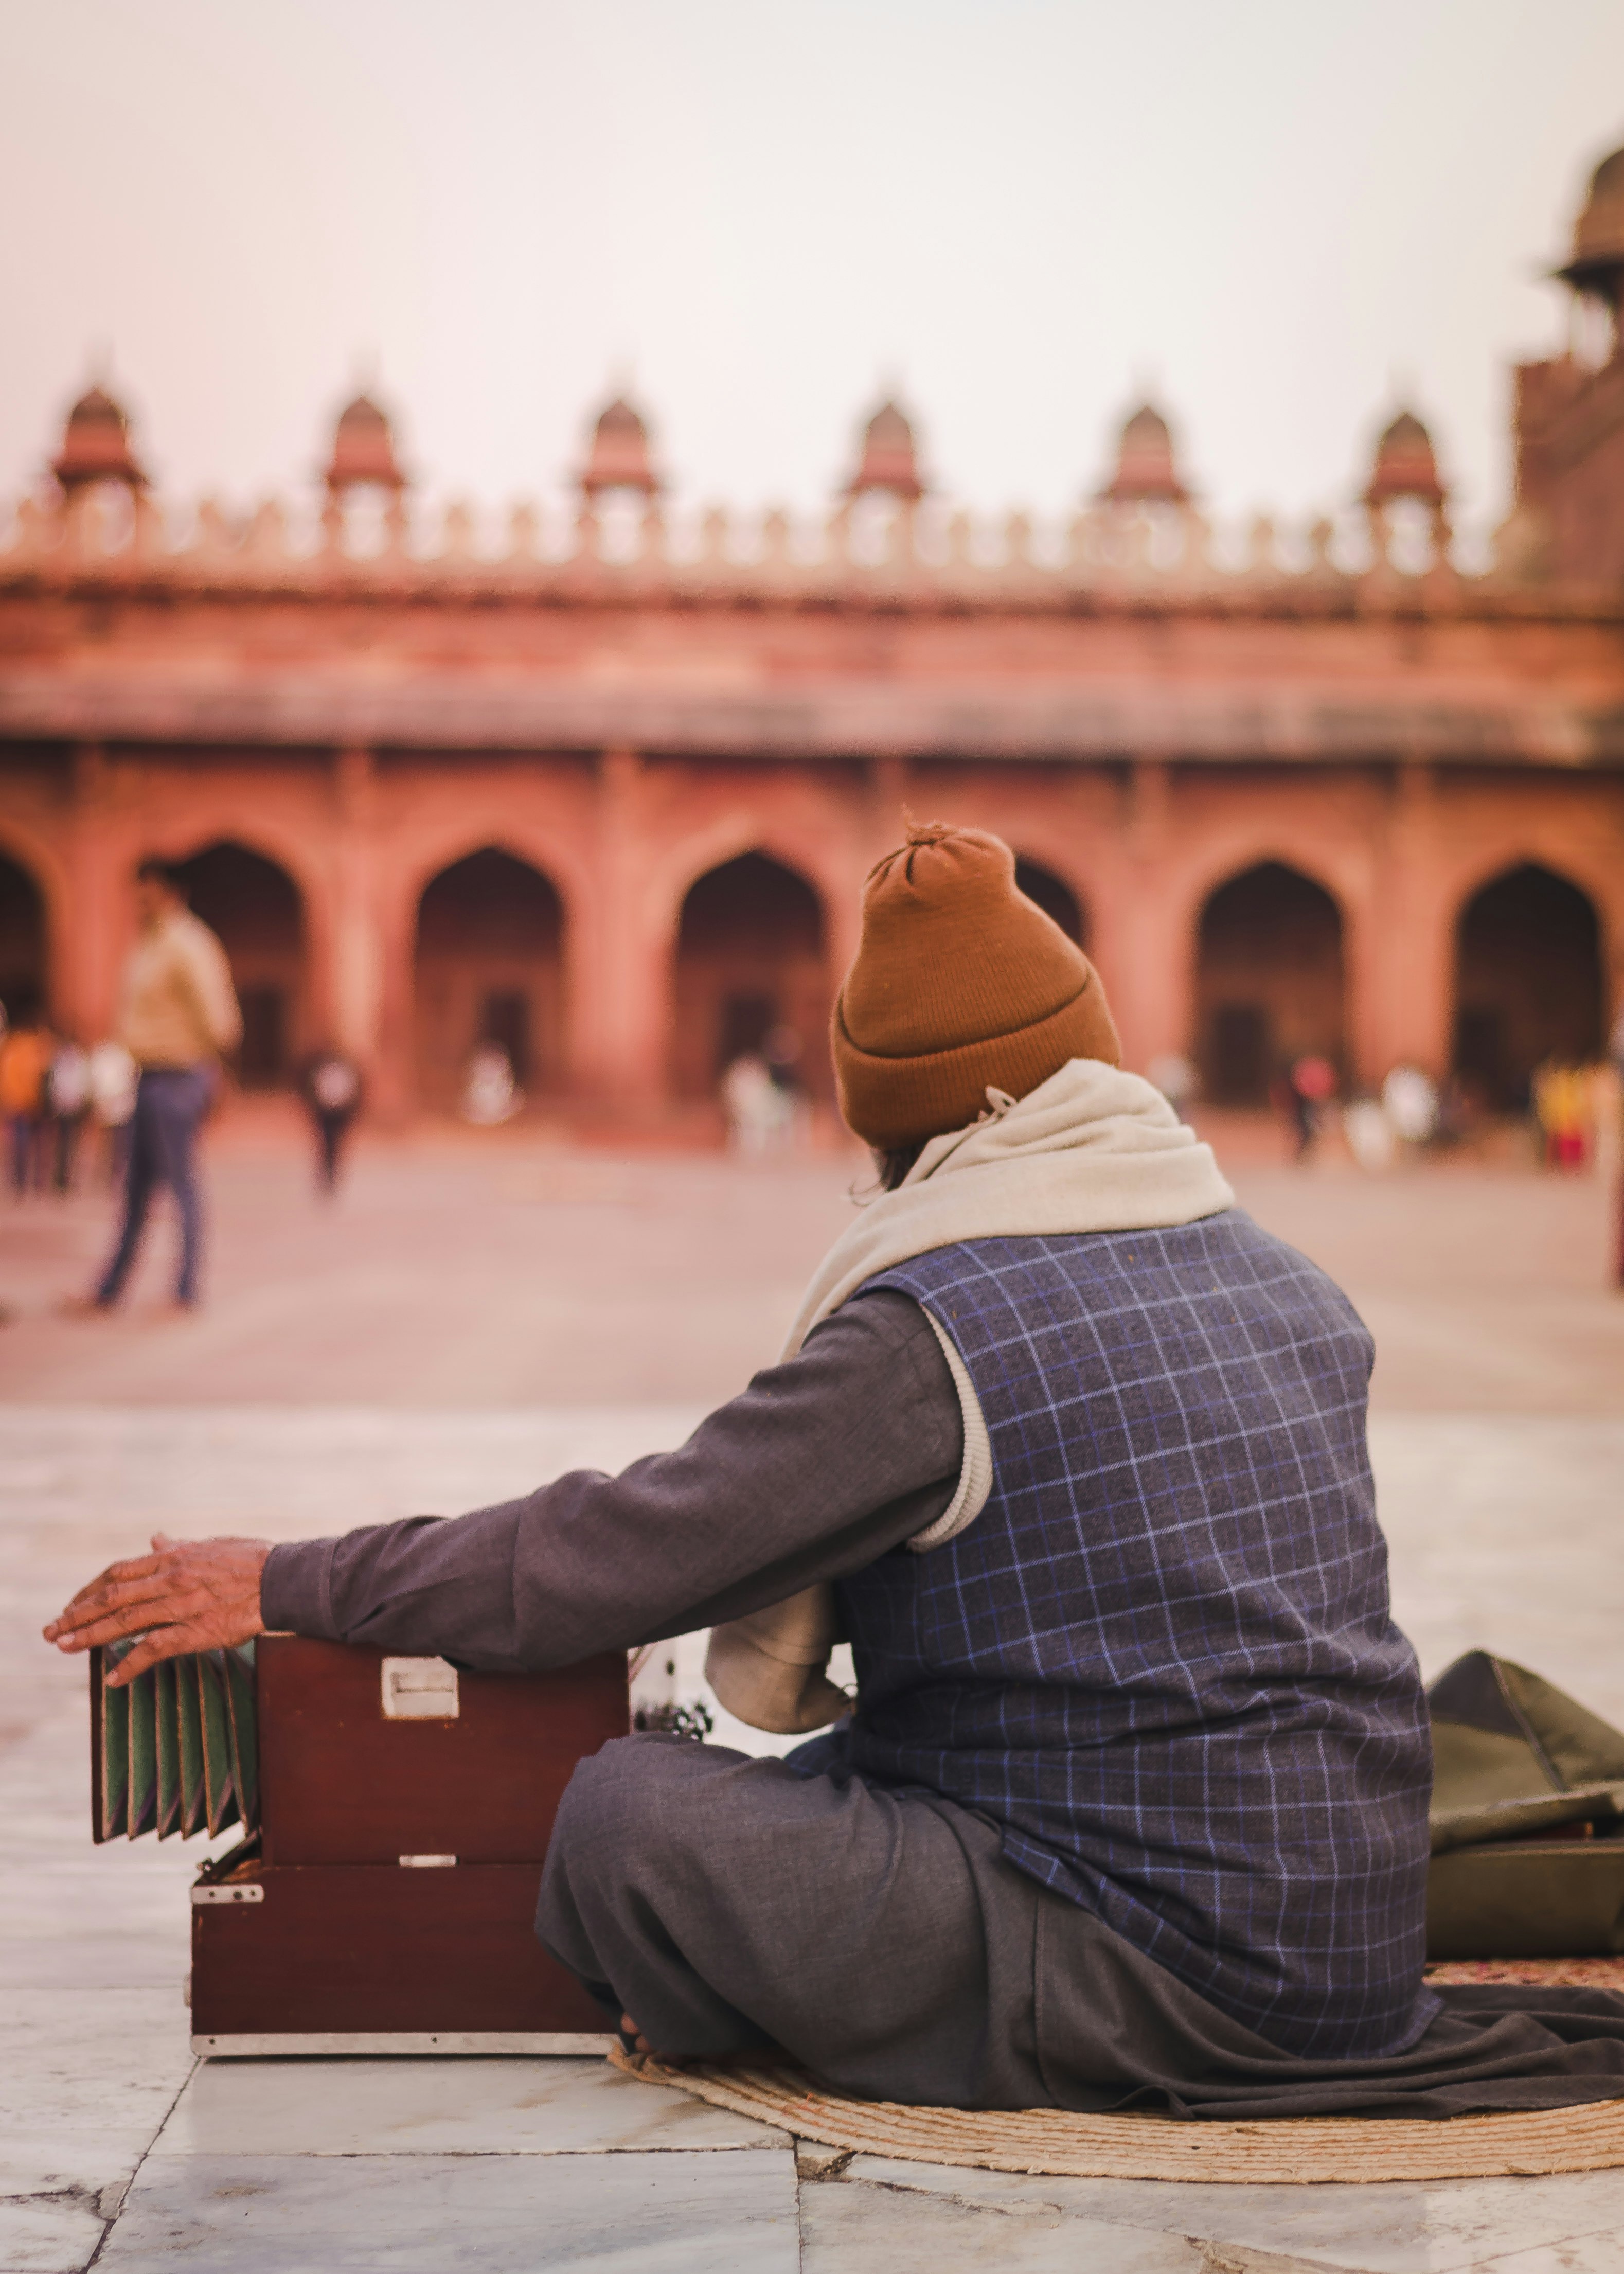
[704,1060,1235,1734]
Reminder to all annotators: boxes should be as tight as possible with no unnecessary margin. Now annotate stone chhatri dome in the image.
[1364,408,1446,508]
[1100,401,1188,503]
[1557,143,1624,299]
[580,397,659,496]
[324,393,406,495]
[52,384,146,493]
[846,399,924,499]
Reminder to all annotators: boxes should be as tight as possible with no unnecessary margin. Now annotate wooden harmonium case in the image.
[91,1633,629,2056]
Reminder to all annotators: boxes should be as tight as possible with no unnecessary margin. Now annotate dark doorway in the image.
[1013,858,1087,947]
[1452,865,1604,1109]
[1195,862,1345,1104]
[719,991,777,1068]
[237,987,288,1087]
[673,852,829,1097]
[172,842,305,1086]
[414,849,563,1107]
[480,989,531,1087]
[0,851,48,1023]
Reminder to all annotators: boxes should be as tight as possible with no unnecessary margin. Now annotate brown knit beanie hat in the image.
[832,821,1121,1150]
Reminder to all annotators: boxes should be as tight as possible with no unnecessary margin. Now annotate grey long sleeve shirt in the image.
[260,1291,963,1669]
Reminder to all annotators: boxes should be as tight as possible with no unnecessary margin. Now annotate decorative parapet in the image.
[0,484,1581,612]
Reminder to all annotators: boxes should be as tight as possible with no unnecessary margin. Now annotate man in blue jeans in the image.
[83,858,240,1311]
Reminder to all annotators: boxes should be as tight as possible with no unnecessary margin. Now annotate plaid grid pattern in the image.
[846,1212,1436,2060]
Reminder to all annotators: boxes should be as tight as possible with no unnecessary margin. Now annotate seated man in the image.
[46,826,1624,2116]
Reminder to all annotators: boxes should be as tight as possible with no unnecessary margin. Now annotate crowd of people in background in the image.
[0,999,138,1199]
[1259,1039,1624,1176]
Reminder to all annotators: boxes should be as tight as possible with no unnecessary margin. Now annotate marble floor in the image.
[5,1405,1624,2272]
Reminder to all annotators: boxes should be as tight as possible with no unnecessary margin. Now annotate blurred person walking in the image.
[299,1047,363,1194]
[460,1041,520,1126]
[721,1050,791,1158]
[1532,1061,1587,1169]
[73,858,241,1312]
[764,1023,810,1149]
[1381,1063,1438,1148]
[1285,1053,1336,1160]
[0,993,55,1196]
[45,1035,92,1192]
[1342,1094,1396,1174]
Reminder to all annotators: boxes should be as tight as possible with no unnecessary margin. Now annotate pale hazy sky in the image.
[3,1,1621,532]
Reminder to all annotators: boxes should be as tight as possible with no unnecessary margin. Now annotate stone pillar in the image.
[1369,763,1453,1078]
[577,751,671,1107]
[330,745,397,1108]
[332,748,382,1058]
[63,744,124,1040]
[1110,759,1181,1072]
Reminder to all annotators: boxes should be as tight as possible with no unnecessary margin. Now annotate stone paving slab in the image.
[830,2157,1624,2273]
[1485,2243,1624,2274]
[0,2194,112,2274]
[151,2057,789,2159]
[797,2172,1206,2273]
[94,2149,802,2273]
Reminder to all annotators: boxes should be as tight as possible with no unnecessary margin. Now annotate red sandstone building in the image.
[2,150,1621,1123]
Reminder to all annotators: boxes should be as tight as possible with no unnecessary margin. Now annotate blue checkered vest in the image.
[845,1213,1435,2060]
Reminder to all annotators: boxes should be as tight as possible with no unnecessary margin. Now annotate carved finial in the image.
[580,395,661,496]
[1364,407,1445,509]
[1099,400,1188,504]
[324,389,406,498]
[845,398,924,499]
[52,377,146,494]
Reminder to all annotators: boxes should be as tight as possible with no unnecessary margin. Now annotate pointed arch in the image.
[671,850,830,1099]
[1013,857,1088,948]
[0,846,49,1024]
[1195,860,1345,1104]
[170,840,307,1087]
[1452,862,1603,1108]
[413,846,565,1108]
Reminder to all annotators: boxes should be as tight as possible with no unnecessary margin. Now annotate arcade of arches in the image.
[0,792,1614,1122]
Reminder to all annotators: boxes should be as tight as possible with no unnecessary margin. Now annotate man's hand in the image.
[43,1532,271,1684]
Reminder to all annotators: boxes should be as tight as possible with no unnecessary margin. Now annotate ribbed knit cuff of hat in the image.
[834,979,1120,1152]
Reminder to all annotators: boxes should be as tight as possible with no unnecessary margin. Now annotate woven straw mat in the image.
[608,1962,1624,2185]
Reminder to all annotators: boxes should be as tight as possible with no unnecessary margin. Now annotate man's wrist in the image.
[259,1537,340,1639]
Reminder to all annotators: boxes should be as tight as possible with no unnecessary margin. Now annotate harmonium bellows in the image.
[92,1634,630,2056]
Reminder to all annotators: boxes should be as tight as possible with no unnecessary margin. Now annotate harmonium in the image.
[91,1634,628,2057]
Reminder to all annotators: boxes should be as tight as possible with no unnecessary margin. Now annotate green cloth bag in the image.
[1426,1651,1624,1960]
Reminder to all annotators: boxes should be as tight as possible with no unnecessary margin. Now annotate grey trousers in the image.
[536,1734,1624,2118]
